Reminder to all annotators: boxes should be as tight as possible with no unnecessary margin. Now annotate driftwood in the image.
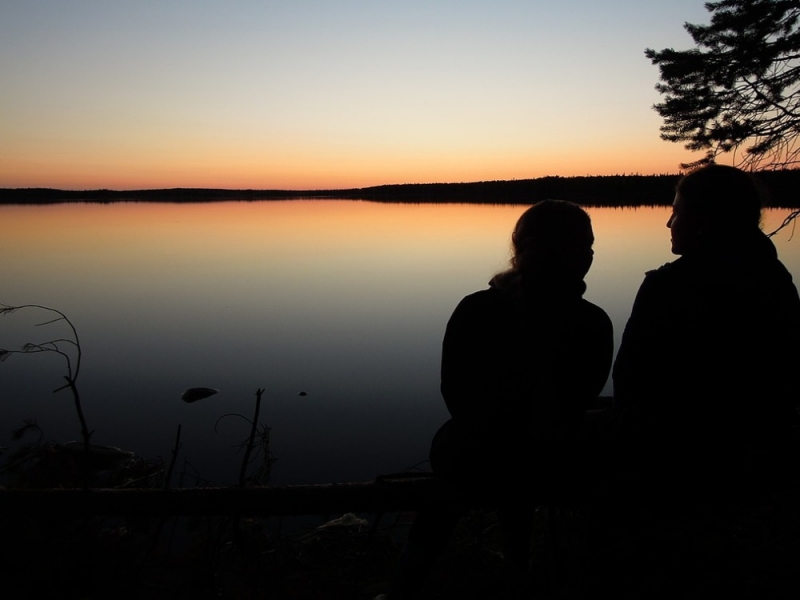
[0,474,500,518]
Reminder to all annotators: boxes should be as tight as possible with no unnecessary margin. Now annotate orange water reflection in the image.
[1,200,797,484]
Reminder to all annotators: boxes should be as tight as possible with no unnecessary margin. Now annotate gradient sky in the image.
[1,1,713,190]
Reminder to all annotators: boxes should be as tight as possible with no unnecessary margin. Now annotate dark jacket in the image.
[432,280,613,480]
[612,231,800,487]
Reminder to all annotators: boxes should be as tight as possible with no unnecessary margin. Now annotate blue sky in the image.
[0,1,712,189]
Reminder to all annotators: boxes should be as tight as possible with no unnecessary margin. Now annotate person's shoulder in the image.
[579,297,610,315]
[577,298,613,327]
[645,257,683,279]
[460,285,503,303]
[446,287,505,333]
[638,258,688,292]
[453,287,502,313]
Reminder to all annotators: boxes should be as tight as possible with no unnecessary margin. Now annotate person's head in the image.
[668,164,763,255]
[510,199,594,281]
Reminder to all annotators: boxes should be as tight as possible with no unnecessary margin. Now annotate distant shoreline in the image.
[3,171,800,207]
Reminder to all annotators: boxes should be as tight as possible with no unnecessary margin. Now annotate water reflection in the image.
[1,201,797,484]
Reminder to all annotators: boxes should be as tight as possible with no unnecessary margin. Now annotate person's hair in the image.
[676,164,763,233]
[491,200,593,296]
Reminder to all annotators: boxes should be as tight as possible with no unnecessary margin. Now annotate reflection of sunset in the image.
[2,201,522,285]
[2,200,798,486]
[6,201,796,323]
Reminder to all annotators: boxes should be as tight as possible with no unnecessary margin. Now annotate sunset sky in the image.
[1,1,713,190]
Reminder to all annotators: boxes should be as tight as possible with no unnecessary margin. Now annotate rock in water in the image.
[181,387,219,403]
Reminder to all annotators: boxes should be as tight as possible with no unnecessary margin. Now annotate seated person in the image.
[613,164,800,502]
[388,200,613,598]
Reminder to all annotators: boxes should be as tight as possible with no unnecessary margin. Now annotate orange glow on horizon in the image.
[1,1,715,193]
[1,139,695,191]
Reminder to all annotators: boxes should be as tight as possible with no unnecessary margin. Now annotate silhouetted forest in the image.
[3,170,800,207]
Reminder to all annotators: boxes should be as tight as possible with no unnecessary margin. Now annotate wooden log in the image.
[0,475,499,518]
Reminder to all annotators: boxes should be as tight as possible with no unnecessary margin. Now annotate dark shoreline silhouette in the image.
[4,170,800,207]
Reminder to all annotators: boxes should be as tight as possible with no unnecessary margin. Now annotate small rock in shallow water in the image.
[181,387,219,403]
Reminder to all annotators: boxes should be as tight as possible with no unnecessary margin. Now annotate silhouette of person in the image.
[612,164,800,504]
[385,200,613,598]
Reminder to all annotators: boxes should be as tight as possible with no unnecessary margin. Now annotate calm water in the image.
[1,200,798,485]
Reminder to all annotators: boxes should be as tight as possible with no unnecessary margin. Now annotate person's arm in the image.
[440,292,510,421]
[440,295,486,419]
[578,304,614,401]
[553,302,614,431]
[612,271,670,422]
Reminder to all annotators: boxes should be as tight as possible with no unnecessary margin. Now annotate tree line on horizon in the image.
[2,171,800,208]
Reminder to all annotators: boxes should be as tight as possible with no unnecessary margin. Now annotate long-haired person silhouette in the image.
[382,200,613,599]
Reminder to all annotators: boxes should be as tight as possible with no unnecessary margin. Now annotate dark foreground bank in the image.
[3,485,800,599]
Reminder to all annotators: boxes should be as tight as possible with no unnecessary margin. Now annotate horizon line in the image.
[1,172,685,194]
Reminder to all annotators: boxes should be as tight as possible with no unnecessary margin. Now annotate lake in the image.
[1,200,798,485]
